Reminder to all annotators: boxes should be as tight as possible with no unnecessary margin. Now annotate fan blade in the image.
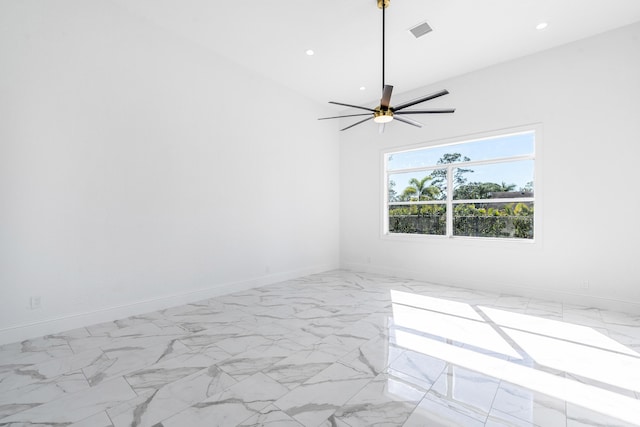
[329,101,376,112]
[380,85,394,109]
[395,109,456,115]
[395,115,423,127]
[394,116,423,128]
[393,89,450,111]
[341,117,373,131]
[318,113,372,120]
[379,123,385,134]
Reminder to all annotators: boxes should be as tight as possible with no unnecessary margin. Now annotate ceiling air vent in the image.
[409,21,433,39]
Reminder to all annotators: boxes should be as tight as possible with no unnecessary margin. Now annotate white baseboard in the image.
[0,263,337,346]
[341,261,640,315]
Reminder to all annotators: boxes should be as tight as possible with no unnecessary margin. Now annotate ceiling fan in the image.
[318,0,455,132]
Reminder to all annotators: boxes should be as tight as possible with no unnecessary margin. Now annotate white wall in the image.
[0,1,340,344]
[340,22,640,312]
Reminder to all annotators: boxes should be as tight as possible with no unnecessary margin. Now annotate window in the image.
[384,130,536,240]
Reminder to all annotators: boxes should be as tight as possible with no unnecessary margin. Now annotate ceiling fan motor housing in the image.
[373,107,394,123]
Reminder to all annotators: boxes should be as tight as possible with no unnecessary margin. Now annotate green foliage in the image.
[388,180,398,202]
[451,202,534,238]
[389,202,533,239]
[400,176,441,202]
[388,206,446,235]
[389,204,446,216]
[520,181,534,192]
[453,204,508,237]
[454,182,501,199]
[453,181,519,200]
[512,202,534,238]
[431,153,473,193]
[499,182,517,192]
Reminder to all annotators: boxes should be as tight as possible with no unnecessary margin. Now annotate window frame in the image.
[382,126,540,243]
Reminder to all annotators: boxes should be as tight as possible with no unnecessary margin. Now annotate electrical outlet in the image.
[579,281,589,290]
[30,296,41,309]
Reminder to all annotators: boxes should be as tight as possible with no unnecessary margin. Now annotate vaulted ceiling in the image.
[113,0,640,105]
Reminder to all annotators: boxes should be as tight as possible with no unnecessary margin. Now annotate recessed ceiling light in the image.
[305,49,315,56]
[536,22,548,31]
[360,86,366,91]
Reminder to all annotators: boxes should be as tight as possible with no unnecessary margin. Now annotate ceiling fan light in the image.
[374,114,394,123]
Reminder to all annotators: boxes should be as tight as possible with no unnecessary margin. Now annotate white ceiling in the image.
[113,0,640,106]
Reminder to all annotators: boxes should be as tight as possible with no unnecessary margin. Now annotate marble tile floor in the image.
[1,270,639,426]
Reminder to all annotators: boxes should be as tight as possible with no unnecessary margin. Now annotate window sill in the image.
[381,232,537,247]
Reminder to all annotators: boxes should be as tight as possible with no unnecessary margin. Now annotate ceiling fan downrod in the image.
[378,0,390,92]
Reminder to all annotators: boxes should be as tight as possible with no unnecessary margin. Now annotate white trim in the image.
[451,197,534,205]
[386,126,539,156]
[389,200,448,206]
[388,153,534,175]
[381,151,390,236]
[0,263,337,346]
[446,166,454,236]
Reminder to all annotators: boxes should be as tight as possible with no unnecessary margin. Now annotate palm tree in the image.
[402,176,440,201]
[499,182,516,192]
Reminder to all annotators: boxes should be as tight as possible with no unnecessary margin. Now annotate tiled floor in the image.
[1,270,639,426]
